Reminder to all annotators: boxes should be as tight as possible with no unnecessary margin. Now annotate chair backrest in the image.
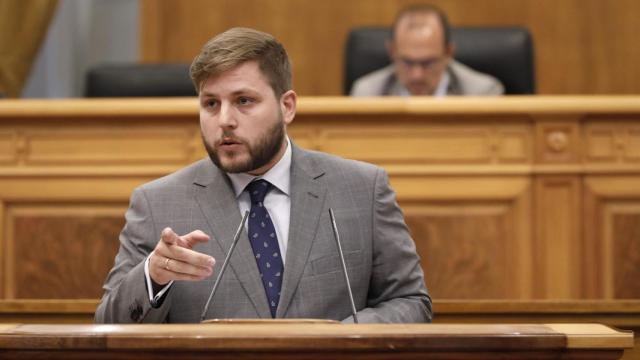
[344,26,535,95]
[85,63,196,97]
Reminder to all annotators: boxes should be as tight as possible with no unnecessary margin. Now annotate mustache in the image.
[214,131,247,147]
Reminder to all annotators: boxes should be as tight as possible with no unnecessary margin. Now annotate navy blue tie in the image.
[246,179,283,318]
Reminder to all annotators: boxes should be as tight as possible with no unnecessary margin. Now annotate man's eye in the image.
[205,99,217,108]
[238,97,253,105]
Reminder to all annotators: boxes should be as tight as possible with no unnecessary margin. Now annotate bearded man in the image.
[96,27,431,324]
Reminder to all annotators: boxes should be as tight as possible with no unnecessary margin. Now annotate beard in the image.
[203,118,286,174]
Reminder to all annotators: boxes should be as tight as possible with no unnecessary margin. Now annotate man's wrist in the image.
[144,255,173,308]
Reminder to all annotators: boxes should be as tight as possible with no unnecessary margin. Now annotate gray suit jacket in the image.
[95,145,431,323]
[350,60,504,96]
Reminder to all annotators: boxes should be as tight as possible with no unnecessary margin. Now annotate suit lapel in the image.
[193,161,271,318]
[276,146,327,318]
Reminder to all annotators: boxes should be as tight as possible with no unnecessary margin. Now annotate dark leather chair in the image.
[85,63,196,97]
[344,26,535,95]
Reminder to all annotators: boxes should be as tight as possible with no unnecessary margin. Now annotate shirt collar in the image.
[227,137,291,197]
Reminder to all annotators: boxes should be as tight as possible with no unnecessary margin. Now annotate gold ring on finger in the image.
[164,258,171,271]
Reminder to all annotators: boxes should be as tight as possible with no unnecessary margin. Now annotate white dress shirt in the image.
[144,137,292,305]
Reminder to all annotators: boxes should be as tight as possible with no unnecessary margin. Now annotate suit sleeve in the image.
[347,168,433,323]
[95,187,172,323]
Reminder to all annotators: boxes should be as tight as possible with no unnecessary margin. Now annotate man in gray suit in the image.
[96,27,431,324]
[350,4,504,96]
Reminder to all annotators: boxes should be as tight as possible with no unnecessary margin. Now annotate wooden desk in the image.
[0,323,633,359]
[1,96,640,301]
[1,300,638,359]
[435,300,640,360]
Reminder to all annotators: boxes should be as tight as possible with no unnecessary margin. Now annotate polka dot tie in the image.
[246,179,283,318]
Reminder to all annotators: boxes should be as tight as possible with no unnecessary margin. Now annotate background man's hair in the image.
[391,4,451,46]
[189,27,292,97]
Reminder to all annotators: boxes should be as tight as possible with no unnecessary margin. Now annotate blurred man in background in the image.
[350,4,504,96]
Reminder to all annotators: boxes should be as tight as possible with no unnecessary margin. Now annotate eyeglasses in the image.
[397,56,446,71]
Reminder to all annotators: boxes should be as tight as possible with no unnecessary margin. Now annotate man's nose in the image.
[218,103,237,128]
[408,65,426,79]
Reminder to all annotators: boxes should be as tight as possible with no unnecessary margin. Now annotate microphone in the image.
[200,210,249,321]
[328,208,359,324]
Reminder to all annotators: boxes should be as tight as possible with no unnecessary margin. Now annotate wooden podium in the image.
[0,323,633,359]
[3,96,640,302]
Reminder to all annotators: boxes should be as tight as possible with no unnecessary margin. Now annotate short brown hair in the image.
[189,27,292,97]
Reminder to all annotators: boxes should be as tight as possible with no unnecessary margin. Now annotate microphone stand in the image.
[200,209,359,324]
[200,210,249,322]
[329,208,359,324]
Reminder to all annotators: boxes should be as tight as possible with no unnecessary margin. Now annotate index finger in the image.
[178,230,211,249]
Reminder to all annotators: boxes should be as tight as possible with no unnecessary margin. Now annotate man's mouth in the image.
[221,138,240,145]
[217,137,244,151]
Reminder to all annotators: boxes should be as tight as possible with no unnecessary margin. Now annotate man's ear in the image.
[385,39,395,59]
[280,90,297,125]
[445,42,455,59]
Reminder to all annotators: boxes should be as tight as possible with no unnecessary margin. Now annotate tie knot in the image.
[247,179,271,204]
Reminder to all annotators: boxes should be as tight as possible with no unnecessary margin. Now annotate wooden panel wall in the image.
[2,97,640,301]
[140,0,640,96]
[10,208,124,299]
[403,181,532,299]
